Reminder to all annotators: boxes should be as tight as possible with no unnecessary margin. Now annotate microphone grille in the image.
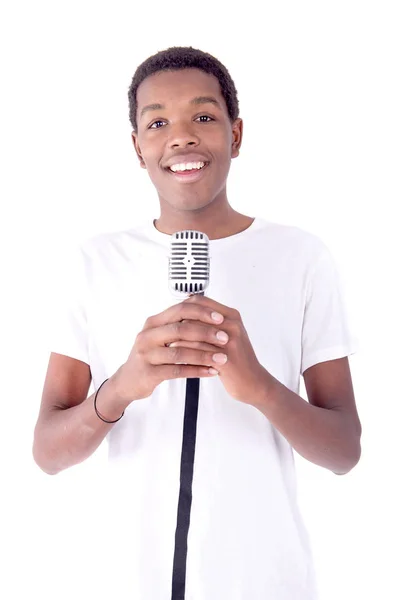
[168,229,210,298]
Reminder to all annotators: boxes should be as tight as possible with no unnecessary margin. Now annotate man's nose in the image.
[169,124,200,148]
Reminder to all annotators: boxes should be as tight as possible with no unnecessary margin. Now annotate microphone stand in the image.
[171,291,204,600]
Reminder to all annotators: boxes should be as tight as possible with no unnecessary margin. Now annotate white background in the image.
[1,1,399,598]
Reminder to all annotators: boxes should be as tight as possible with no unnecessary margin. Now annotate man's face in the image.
[131,68,242,212]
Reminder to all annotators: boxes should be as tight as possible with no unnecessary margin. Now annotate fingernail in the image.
[213,353,228,364]
[216,331,229,342]
[211,311,224,322]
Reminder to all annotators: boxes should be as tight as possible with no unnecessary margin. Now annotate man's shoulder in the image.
[78,223,147,257]
[257,218,328,256]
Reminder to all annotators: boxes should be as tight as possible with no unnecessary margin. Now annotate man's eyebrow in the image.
[140,103,164,118]
[140,96,221,119]
[189,96,221,108]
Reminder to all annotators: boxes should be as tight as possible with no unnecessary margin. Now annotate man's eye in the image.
[196,115,214,123]
[149,120,165,129]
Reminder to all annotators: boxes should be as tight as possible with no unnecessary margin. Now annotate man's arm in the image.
[253,357,362,474]
[32,353,128,475]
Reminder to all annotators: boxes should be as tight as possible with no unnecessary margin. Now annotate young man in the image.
[34,47,361,599]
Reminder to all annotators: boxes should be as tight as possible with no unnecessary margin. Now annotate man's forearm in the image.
[33,370,128,475]
[253,368,361,474]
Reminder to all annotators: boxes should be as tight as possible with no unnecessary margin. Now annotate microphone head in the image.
[168,229,210,298]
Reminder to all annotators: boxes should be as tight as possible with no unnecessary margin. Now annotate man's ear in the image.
[231,118,243,159]
[131,132,146,169]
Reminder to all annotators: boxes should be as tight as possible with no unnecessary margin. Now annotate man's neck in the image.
[153,211,255,241]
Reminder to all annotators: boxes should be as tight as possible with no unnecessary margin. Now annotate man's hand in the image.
[169,294,267,405]
[114,295,237,404]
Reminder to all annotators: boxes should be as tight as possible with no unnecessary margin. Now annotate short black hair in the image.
[128,46,239,132]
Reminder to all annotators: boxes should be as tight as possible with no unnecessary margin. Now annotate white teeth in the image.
[170,161,205,172]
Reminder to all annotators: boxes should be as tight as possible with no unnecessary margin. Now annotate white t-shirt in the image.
[49,216,357,600]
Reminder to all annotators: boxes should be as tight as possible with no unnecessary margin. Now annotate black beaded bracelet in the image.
[94,378,125,424]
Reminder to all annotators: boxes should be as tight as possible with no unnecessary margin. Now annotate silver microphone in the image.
[168,229,210,298]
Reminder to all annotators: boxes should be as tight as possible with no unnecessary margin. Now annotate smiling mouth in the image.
[165,162,210,182]
[167,162,209,174]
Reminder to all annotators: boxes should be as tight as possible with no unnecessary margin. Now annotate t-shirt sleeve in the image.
[46,243,90,365]
[301,243,358,375]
